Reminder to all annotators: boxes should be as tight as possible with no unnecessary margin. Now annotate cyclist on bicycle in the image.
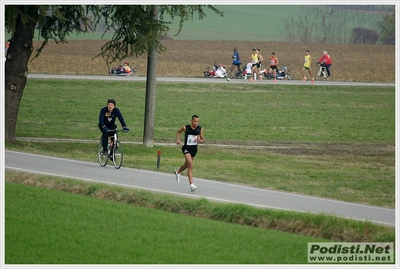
[98,99,129,154]
[317,50,332,78]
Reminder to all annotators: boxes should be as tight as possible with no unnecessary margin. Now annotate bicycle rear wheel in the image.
[112,140,123,169]
[130,65,140,77]
[286,69,294,80]
[109,61,119,76]
[204,66,212,78]
[97,139,108,167]
[266,72,273,80]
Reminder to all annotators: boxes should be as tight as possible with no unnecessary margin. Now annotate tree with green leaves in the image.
[377,7,395,45]
[4,5,223,144]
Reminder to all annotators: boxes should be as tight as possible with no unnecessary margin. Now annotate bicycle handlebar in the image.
[106,129,129,133]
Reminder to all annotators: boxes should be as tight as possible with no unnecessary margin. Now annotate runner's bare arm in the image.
[198,128,205,143]
[176,125,186,145]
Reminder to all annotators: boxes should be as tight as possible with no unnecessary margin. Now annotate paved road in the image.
[5,150,395,226]
[28,73,395,87]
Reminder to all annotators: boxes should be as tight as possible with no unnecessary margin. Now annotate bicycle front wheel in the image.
[315,67,327,81]
[286,69,294,80]
[112,140,124,169]
[130,65,140,77]
[98,139,108,167]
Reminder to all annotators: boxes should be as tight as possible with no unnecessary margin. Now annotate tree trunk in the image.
[143,5,159,147]
[5,7,38,142]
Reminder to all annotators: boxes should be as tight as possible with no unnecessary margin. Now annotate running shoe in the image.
[302,77,307,81]
[190,185,197,192]
[311,78,315,83]
[174,169,180,182]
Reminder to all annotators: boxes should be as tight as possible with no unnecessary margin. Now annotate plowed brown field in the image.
[28,40,395,83]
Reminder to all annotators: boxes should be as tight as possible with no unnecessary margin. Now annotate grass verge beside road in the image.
[5,171,394,264]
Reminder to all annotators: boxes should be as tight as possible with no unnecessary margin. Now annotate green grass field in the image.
[10,5,384,43]
[164,5,384,42]
[5,180,331,264]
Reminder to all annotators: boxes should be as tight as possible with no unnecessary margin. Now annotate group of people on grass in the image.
[228,47,332,82]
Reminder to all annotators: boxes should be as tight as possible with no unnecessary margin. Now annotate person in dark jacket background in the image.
[98,99,129,153]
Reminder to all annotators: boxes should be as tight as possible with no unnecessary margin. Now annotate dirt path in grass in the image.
[16,137,394,159]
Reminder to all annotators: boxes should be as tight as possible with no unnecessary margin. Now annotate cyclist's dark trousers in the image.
[322,64,332,77]
[99,124,117,151]
[102,130,115,151]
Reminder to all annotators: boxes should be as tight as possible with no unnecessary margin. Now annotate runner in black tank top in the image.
[182,124,202,157]
[174,115,205,192]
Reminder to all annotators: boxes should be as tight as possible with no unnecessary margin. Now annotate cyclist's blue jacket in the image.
[98,106,127,131]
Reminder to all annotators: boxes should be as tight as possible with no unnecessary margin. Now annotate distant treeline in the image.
[331,5,393,12]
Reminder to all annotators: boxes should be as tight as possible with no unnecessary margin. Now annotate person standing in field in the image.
[301,49,314,82]
[269,52,279,82]
[174,115,205,192]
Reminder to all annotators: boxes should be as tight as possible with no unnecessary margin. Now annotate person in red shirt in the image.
[317,50,332,78]
[269,52,279,82]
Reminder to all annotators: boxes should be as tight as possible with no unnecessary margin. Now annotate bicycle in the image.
[264,66,294,80]
[203,61,218,78]
[109,62,140,77]
[315,63,332,81]
[97,129,127,169]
